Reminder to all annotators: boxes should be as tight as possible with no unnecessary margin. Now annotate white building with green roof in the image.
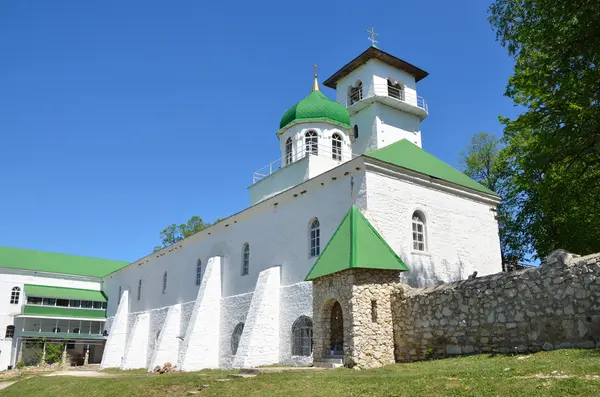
[2,45,502,371]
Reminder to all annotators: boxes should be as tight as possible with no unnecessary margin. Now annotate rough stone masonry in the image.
[392,250,600,361]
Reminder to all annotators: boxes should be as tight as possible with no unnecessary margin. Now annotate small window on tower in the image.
[387,79,404,100]
[305,131,318,156]
[285,138,293,165]
[348,81,363,105]
[332,133,342,161]
[353,125,359,141]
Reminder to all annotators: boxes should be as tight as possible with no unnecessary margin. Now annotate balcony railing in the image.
[340,83,428,113]
[252,143,358,183]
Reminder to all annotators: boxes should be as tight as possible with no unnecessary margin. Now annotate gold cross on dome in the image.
[366,26,379,47]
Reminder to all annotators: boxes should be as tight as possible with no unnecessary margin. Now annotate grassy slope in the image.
[2,350,600,397]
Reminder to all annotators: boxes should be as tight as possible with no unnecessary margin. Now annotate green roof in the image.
[305,205,408,280]
[24,284,107,302]
[20,331,106,340]
[0,246,129,278]
[279,90,351,130]
[365,139,498,196]
[22,305,106,319]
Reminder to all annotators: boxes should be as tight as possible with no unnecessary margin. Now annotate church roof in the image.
[0,246,129,278]
[279,90,351,131]
[323,46,429,89]
[365,139,498,196]
[305,205,408,281]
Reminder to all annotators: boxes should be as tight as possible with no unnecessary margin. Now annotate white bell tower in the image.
[323,44,429,155]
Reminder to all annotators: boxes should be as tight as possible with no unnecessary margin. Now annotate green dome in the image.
[279,90,351,130]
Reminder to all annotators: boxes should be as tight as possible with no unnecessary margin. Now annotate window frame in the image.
[309,218,320,258]
[411,211,427,252]
[162,271,168,294]
[387,79,404,101]
[242,243,250,276]
[291,316,313,357]
[304,131,318,156]
[5,325,15,338]
[332,133,342,161]
[348,81,363,105]
[10,286,20,305]
[196,259,202,286]
[285,137,293,165]
[137,279,143,301]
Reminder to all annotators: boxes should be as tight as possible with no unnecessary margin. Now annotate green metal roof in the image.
[305,205,408,280]
[22,305,106,319]
[279,90,351,130]
[24,284,107,302]
[0,246,129,277]
[365,139,498,196]
[19,331,106,340]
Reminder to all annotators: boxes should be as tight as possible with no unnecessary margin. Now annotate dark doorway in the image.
[330,301,344,355]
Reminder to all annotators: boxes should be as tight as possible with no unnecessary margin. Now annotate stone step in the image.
[227,373,257,379]
[239,368,260,375]
[313,361,344,369]
[320,358,344,364]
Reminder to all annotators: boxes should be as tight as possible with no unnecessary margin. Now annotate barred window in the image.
[285,137,293,165]
[5,325,14,338]
[10,287,20,305]
[231,322,244,355]
[291,316,313,356]
[242,243,250,276]
[309,218,320,257]
[332,133,342,161]
[387,79,404,100]
[412,211,426,251]
[196,259,202,286]
[305,131,318,156]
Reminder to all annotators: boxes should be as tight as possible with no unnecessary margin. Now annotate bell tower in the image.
[323,44,429,155]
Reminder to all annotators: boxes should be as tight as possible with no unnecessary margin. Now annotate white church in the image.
[0,45,502,371]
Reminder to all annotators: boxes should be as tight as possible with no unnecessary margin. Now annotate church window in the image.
[285,137,293,165]
[371,300,378,323]
[10,287,20,304]
[231,322,244,355]
[305,131,318,156]
[162,271,168,294]
[348,81,362,105]
[118,286,122,304]
[353,125,359,140]
[291,316,313,356]
[412,211,427,252]
[137,279,142,301]
[242,243,250,276]
[5,325,14,338]
[387,79,404,100]
[309,218,320,257]
[196,259,202,286]
[332,133,342,161]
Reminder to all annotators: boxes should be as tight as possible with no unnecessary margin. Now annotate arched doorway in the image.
[330,301,343,355]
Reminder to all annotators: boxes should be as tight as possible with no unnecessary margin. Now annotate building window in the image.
[162,271,168,294]
[196,259,202,286]
[387,79,404,100]
[118,286,122,304]
[52,327,61,333]
[241,243,250,275]
[348,81,363,105]
[412,211,426,252]
[137,279,142,301]
[10,287,20,305]
[292,316,313,356]
[285,137,293,165]
[73,328,80,334]
[332,133,342,161]
[305,131,318,156]
[309,218,320,257]
[5,325,14,338]
[371,300,378,323]
[231,322,244,355]
[353,125,359,140]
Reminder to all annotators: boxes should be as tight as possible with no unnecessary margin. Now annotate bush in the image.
[16,360,26,369]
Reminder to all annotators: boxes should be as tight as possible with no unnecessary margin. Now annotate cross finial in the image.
[312,64,320,92]
[366,26,379,47]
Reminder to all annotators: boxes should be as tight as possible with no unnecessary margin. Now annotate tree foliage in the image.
[488,0,600,257]
[153,216,219,251]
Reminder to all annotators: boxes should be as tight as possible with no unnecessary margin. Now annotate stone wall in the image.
[392,251,600,361]
[313,269,400,369]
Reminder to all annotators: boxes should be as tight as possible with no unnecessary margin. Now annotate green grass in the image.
[2,350,600,396]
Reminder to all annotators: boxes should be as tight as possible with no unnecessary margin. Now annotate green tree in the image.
[460,133,527,270]
[153,216,213,251]
[488,0,600,257]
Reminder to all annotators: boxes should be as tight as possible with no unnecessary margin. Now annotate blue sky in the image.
[0,0,519,262]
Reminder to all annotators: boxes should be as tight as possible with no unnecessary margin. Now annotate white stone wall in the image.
[100,290,129,368]
[219,292,253,368]
[279,281,313,366]
[122,312,150,369]
[364,165,502,286]
[149,304,181,370]
[376,103,422,149]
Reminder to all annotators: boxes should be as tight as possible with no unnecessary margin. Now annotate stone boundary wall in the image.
[392,251,600,361]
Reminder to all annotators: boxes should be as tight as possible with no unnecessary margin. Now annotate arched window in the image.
[348,81,363,105]
[332,133,342,161]
[137,279,142,301]
[231,322,244,355]
[309,218,320,257]
[73,328,80,334]
[162,271,168,294]
[10,287,20,305]
[196,259,202,286]
[387,79,404,100]
[285,137,293,165]
[353,125,359,141]
[242,243,250,276]
[305,131,318,156]
[292,316,313,356]
[52,327,61,333]
[5,325,14,338]
[412,211,426,252]
[118,286,122,304]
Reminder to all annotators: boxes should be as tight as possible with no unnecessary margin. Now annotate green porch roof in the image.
[0,246,129,277]
[22,305,106,319]
[305,206,408,280]
[24,284,106,302]
[365,139,498,196]
[19,331,106,340]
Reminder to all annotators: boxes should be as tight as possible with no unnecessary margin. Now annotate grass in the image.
[1,349,600,396]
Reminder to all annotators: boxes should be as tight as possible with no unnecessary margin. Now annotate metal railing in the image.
[253,143,359,183]
[341,83,428,113]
